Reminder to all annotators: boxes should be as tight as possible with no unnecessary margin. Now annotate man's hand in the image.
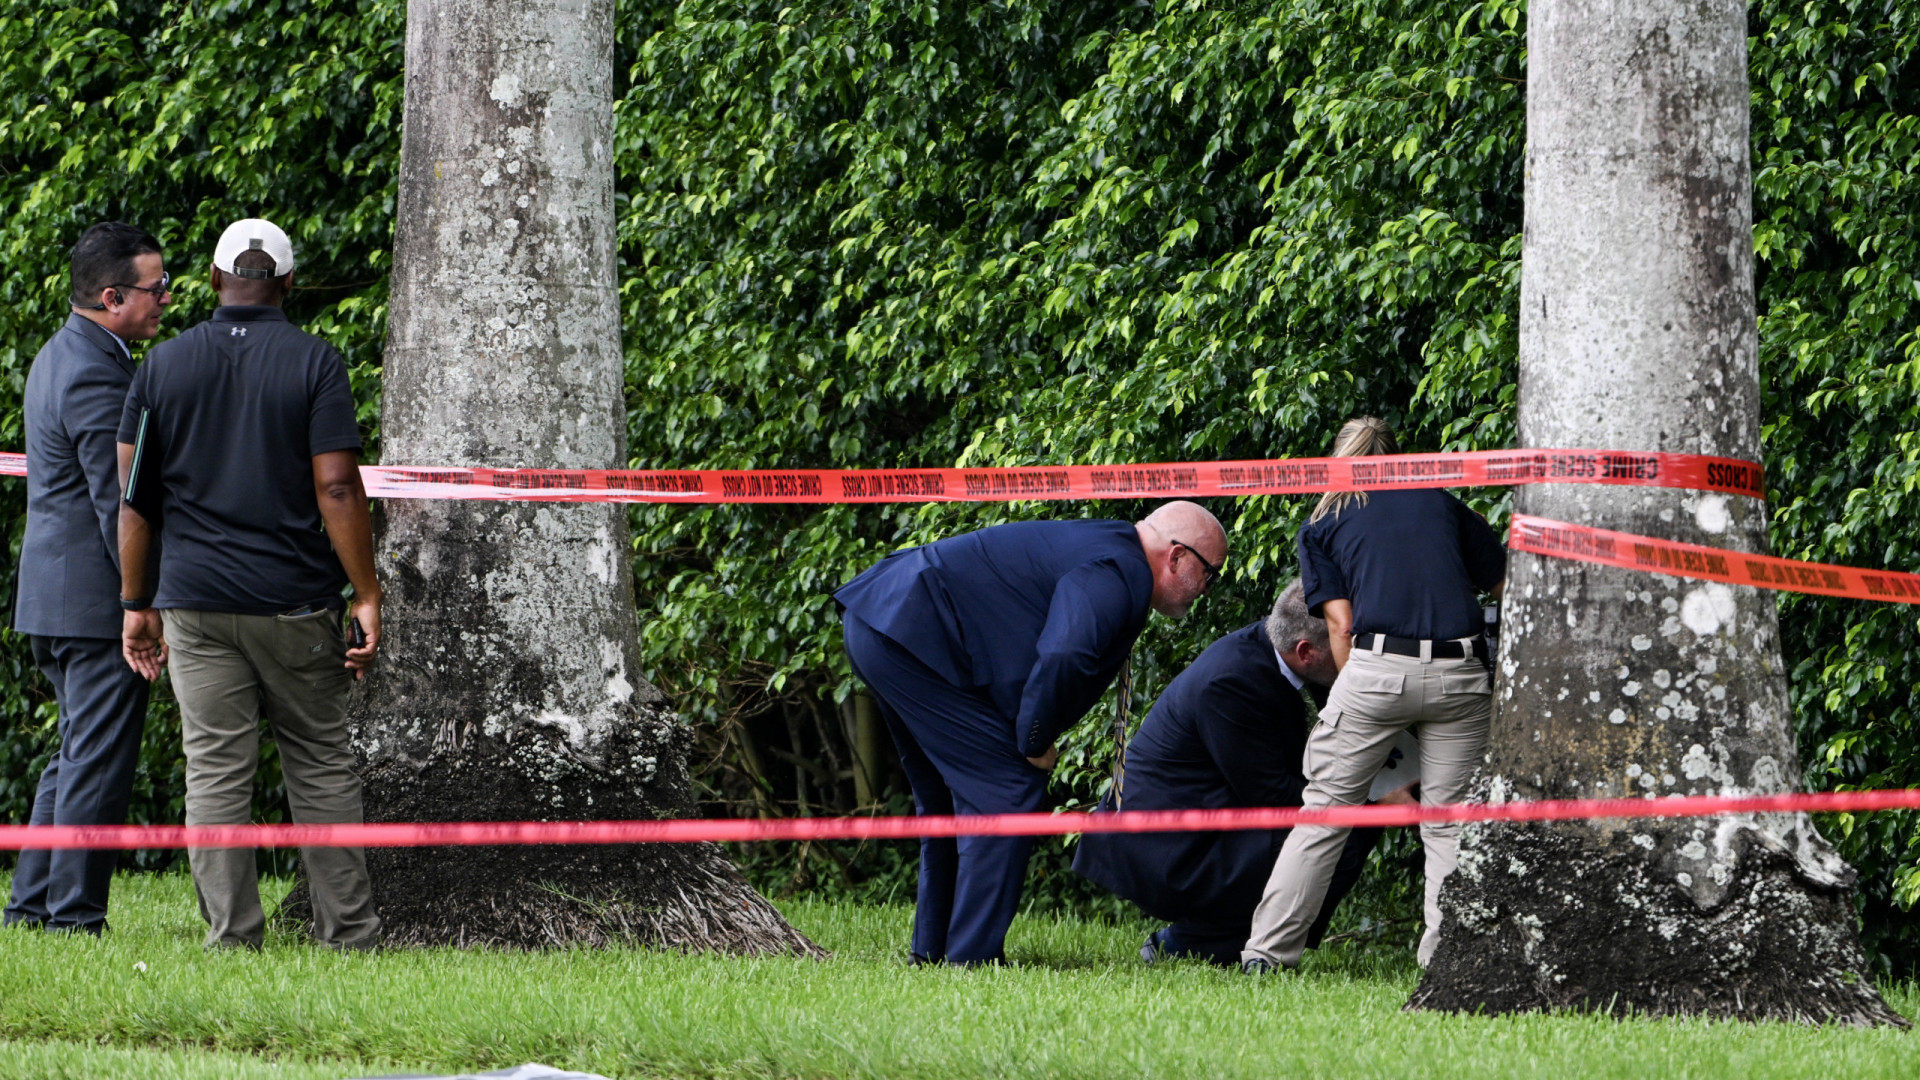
[1026,745,1060,772]
[345,592,381,679]
[122,609,167,680]
[314,449,382,680]
[1376,779,1420,806]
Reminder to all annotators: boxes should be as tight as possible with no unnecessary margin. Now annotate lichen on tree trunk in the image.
[281,0,818,954]
[1407,0,1902,1024]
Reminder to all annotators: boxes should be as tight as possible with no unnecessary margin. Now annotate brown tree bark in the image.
[1407,0,1902,1024]
[284,0,818,953]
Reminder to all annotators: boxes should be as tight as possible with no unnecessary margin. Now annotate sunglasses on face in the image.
[113,273,172,301]
[1171,540,1222,590]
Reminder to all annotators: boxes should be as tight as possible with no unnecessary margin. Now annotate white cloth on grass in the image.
[350,1066,610,1080]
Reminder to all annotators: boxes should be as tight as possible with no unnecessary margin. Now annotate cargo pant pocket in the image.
[271,609,347,677]
[1439,672,1492,696]
[1302,708,1342,784]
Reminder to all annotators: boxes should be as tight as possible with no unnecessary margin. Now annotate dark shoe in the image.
[1241,956,1279,976]
[951,952,1007,969]
[47,921,106,937]
[1141,928,1169,965]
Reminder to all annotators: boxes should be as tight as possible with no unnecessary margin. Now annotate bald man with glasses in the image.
[836,501,1228,965]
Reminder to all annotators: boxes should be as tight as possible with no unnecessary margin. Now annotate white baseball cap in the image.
[213,218,296,279]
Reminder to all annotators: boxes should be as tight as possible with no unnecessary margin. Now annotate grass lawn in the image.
[0,872,1911,1079]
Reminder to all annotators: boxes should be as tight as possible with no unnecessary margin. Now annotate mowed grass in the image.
[0,872,1912,1079]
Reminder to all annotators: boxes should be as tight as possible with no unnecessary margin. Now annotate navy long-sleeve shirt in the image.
[834,519,1153,756]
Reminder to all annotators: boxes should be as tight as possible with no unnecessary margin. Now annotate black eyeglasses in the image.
[113,273,172,300]
[1172,540,1222,590]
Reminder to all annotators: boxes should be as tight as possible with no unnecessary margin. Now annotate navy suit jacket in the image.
[1073,621,1321,919]
[14,315,135,639]
[835,519,1153,756]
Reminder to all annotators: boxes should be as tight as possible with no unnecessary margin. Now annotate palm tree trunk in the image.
[328,0,817,953]
[1408,0,1901,1024]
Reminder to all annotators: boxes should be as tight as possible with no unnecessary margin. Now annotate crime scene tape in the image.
[0,789,1915,850]
[359,448,1767,503]
[1510,515,1920,605]
[8,446,1915,851]
[0,449,1764,502]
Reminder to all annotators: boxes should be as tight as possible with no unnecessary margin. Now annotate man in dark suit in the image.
[5,222,172,933]
[837,501,1228,965]
[1073,579,1414,965]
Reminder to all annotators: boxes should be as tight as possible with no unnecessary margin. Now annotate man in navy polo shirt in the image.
[117,218,383,950]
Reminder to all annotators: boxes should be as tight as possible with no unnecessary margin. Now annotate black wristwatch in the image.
[120,596,153,612]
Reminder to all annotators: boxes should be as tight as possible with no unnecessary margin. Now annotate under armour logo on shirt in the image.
[229,326,247,337]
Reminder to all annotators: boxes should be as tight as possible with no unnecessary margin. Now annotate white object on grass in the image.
[348,1065,611,1080]
[1366,731,1422,802]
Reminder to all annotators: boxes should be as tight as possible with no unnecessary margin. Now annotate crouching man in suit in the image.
[1073,580,1416,965]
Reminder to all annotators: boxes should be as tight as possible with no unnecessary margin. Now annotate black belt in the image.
[1354,633,1488,661]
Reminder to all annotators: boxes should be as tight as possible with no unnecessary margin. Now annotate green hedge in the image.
[1,0,1914,971]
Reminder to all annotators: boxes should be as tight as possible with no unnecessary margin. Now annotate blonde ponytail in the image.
[1309,416,1398,523]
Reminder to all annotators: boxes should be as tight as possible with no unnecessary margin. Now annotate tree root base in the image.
[1407,822,1908,1027]
[276,841,824,956]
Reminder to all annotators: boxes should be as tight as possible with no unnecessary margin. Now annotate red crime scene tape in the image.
[9,447,1918,850]
[0,789,1914,850]
[353,448,1766,503]
[0,449,1763,502]
[1511,515,1920,605]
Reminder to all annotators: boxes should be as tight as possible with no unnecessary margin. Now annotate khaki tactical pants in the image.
[1243,645,1491,969]
[163,608,381,950]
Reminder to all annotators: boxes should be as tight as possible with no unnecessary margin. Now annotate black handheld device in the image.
[1481,601,1500,675]
[348,617,369,681]
[123,408,165,523]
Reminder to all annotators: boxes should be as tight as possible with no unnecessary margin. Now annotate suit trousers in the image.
[842,614,1047,965]
[3,635,150,931]
[1243,648,1490,969]
[1157,825,1381,966]
[163,608,380,950]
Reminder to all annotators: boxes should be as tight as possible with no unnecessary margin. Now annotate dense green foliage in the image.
[0,0,1914,969]
[0,873,1915,1078]
[1749,0,1920,971]
[619,0,1920,968]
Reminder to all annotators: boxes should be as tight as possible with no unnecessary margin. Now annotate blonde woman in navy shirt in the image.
[1241,417,1506,973]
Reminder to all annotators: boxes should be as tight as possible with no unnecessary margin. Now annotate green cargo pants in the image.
[163,607,381,950]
